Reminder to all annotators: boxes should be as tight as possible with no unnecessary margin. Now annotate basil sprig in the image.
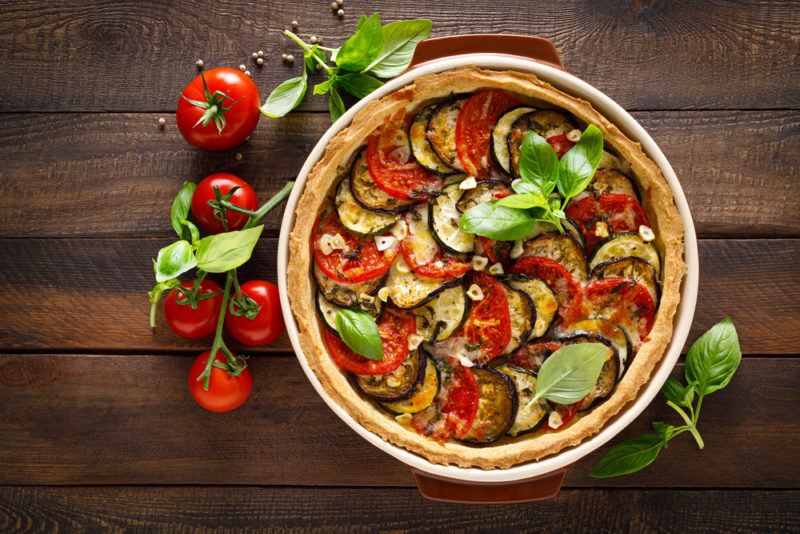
[194,225,264,273]
[335,308,383,360]
[590,318,742,478]
[461,125,604,240]
[261,14,431,122]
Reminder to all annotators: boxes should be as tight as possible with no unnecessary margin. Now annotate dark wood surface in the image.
[0,0,798,531]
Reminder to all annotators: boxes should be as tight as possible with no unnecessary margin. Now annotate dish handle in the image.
[407,34,564,72]
[410,466,568,504]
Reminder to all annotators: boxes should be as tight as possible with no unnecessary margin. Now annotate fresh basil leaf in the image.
[328,85,345,123]
[170,182,196,241]
[313,76,336,96]
[335,13,383,71]
[261,72,308,118]
[494,192,549,210]
[335,308,383,360]
[153,240,196,283]
[337,72,383,99]
[195,225,264,273]
[180,218,200,244]
[557,124,603,200]
[519,131,559,196]
[682,384,696,406]
[148,278,179,305]
[363,19,432,78]
[534,342,608,404]
[651,422,677,446]
[460,202,536,241]
[685,317,741,395]
[590,434,664,478]
[660,377,686,405]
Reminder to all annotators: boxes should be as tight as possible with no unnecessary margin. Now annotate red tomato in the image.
[164,279,223,339]
[412,363,479,440]
[583,278,655,340]
[542,402,580,431]
[547,133,575,159]
[455,90,519,177]
[176,67,260,151]
[475,236,511,266]
[367,110,442,200]
[311,209,398,283]
[322,308,415,375]
[510,256,583,325]
[566,194,650,252]
[509,340,563,370]
[460,273,512,363]
[225,280,284,347]
[188,350,253,412]
[191,173,257,234]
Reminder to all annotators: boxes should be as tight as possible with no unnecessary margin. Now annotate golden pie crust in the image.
[287,67,685,469]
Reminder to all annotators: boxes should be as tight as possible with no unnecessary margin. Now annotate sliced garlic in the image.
[407,334,424,351]
[639,224,655,242]
[459,176,478,190]
[374,235,397,252]
[488,262,504,275]
[548,410,563,429]
[467,284,484,301]
[386,376,400,388]
[471,255,488,271]
[510,240,524,259]
[390,220,408,241]
[567,128,582,142]
[395,413,412,425]
[395,257,411,274]
[594,221,610,238]
[457,354,474,368]
[319,233,346,255]
[377,287,390,302]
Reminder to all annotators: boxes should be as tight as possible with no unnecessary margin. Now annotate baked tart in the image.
[288,67,685,469]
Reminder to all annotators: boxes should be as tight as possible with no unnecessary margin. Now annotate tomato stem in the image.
[243,181,294,229]
[199,270,235,390]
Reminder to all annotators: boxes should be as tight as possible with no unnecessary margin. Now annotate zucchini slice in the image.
[411,285,470,342]
[522,231,588,282]
[524,219,585,250]
[426,97,467,172]
[315,290,384,334]
[460,366,517,444]
[381,354,440,414]
[314,263,386,308]
[385,258,462,309]
[491,106,536,175]
[559,318,631,377]
[355,349,425,401]
[349,151,415,214]
[430,182,475,254]
[501,283,535,355]
[507,274,558,339]
[508,110,577,177]
[495,364,548,436]
[409,105,455,176]
[335,174,400,236]
[404,202,440,266]
[598,149,632,175]
[455,180,512,213]
[591,256,660,305]
[586,168,639,199]
[589,233,661,275]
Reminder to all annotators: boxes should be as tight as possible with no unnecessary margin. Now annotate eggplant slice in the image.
[559,318,631,377]
[314,263,386,308]
[335,174,400,236]
[522,231,588,282]
[460,366,518,444]
[508,110,577,177]
[589,233,661,275]
[495,364,548,436]
[524,219,585,250]
[409,104,455,176]
[381,354,440,414]
[598,149,633,175]
[315,290,384,334]
[586,168,639,199]
[430,182,475,254]
[501,283,535,355]
[355,349,425,401]
[491,106,536,175]
[591,256,660,305]
[455,180,512,213]
[426,97,467,172]
[385,258,463,309]
[506,274,558,339]
[411,285,470,342]
[349,151,415,214]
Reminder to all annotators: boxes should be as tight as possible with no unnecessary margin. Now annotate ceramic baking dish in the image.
[277,34,699,503]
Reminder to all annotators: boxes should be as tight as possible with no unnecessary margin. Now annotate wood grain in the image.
[0,1,797,112]
[0,486,797,533]
[0,355,797,487]
[0,238,796,354]
[0,111,797,238]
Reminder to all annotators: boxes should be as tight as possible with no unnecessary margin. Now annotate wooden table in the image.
[1,0,798,531]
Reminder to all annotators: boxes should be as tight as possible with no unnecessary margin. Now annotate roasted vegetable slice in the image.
[501,283,535,355]
[522,231,588,282]
[382,354,440,414]
[491,106,535,175]
[585,168,638,199]
[314,263,385,308]
[455,180,512,213]
[460,366,518,444]
[315,290,383,334]
[411,361,479,440]
[508,110,577,176]
[385,258,463,309]
[524,219,585,250]
[589,233,661,274]
[409,104,457,176]
[411,285,470,342]
[495,364,548,436]
[506,274,558,339]
[430,182,475,254]
[335,174,400,236]
[350,151,415,214]
[355,349,426,401]
[426,97,467,172]
[401,202,471,279]
[591,256,660,305]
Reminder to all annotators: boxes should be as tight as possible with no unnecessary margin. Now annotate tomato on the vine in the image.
[164,279,223,339]
[188,350,253,412]
[225,280,285,347]
[191,173,257,234]
[176,67,260,151]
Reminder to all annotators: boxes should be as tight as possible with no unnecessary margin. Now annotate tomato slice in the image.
[583,278,655,340]
[456,90,520,178]
[460,273,512,362]
[367,110,442,201]
[312,209,398,283]
[566,193,651,253]
[509,256,583,325]
[411,362,479,440]
[401,242,471,278]
[475,236,511,266]
[322,308,415,375]
[547,133,574,159]
[509,340,563,370]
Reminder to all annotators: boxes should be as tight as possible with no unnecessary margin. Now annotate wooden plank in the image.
[0,356,797,488]
[0,111,797,239]
[0,1,797,112]
[0,486,797,533]
[0,238,796,354]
